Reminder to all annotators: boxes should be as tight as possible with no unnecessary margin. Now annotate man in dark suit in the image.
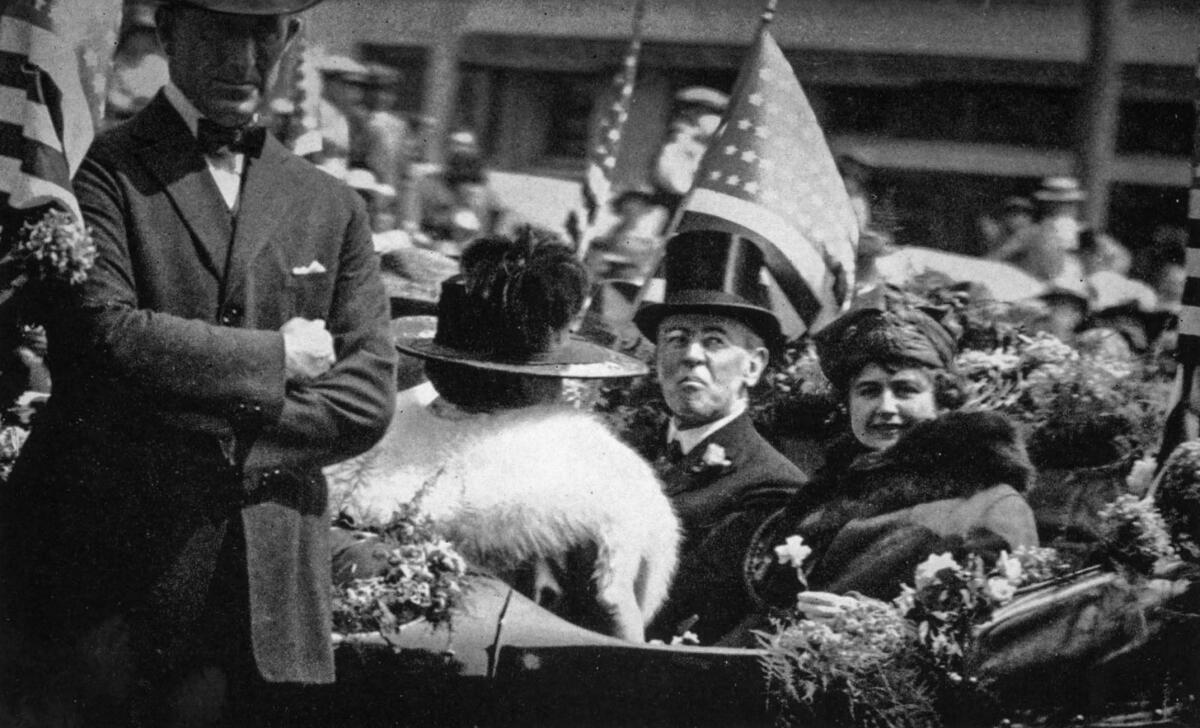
[635,230,807,642]
[0,0,396,724]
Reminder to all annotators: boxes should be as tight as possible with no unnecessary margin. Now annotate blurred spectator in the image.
[836,152,894,296]
[1133,224,1187,312]
[307,54,368,179]
[358,64,412,232]
[103,2,168,128]
[988,176,1087,282]
[1031,277,1091,344]
[416,129,509,256]
[1078,228,1132,276]
[981,196,1035,253]
[345,168,398,234]
[584,185,669,283]
[649,86,729,219]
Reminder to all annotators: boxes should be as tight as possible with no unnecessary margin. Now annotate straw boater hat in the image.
[396,235,647,379]
[633,230,783,351]
[1034,176,1086,203]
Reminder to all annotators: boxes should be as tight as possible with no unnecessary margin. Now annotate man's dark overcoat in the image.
[658,412,807,549]
[648,412,806,640]
[1,92,397,683]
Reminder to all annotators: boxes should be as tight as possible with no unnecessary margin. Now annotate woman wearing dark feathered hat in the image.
[330,229,680,642]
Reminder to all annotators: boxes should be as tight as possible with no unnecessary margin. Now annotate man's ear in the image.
[743,346,768,388]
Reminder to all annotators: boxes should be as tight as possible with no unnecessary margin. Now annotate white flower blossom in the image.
[984,576,1016,604]
[774,535,812,571]
[914,552,960,591]
[996,550,1023,584]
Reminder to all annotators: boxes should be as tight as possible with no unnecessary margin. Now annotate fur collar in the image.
[796,410,1035,518]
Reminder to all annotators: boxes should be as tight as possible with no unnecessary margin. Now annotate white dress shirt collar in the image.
[667,399,747,456]
[162,82,246,212]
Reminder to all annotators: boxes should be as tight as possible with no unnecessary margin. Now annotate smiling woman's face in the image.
[847,362,938,451]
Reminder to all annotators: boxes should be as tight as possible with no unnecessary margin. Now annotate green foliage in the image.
[1156,440,1200,562]
[759,600,940,728]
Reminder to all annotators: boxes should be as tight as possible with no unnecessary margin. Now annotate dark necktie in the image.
[197,118,266,157]
[666,439,685,465]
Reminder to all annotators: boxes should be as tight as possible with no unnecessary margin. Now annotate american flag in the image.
[1153,50,1200,471]
[675,28,858,332]
[568,0,644,256]
[0,0,120,222]
[1179,52,1200,366]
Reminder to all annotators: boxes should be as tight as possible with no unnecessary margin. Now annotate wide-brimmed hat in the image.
[168,0,324,14]
[633,230,782,349]
[397,277,646,379]
[345,168,396,198]
[396,234,648,380]
[1034,176,1086,203]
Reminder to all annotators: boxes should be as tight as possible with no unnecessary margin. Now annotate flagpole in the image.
[631,0,778,310]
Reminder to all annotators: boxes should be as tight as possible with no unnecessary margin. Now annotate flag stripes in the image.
[1176,53,1200,364]
[569,0,644,256]
[0,1,119,221]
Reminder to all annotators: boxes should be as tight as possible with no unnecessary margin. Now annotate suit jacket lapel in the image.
[130,93,232,281]
[225,136,291,303]
[661,414,747,497]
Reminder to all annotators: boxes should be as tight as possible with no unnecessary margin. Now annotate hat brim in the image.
[1033,191,1086,202]
[395,334,648,379]
[634,291,782,348]
[173,0,324,15]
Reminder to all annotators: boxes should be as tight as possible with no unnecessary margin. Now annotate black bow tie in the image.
[197,118,265,157]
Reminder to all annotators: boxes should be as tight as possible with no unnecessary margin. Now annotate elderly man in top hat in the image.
[0,0,396,724]
[634,230,807,641]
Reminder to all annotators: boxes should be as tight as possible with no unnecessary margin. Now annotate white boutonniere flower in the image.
[690,443,733,474]
[774,535,812,582]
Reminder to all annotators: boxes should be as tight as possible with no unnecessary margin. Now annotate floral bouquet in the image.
[894,552,1023,685]
[1095,494,1177,575]
[331,503,469,635]
[0,207,96,317]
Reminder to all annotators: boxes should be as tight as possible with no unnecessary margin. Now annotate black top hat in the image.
[396,236,647,379]
[633,230,782,349]
[168,0,324,14]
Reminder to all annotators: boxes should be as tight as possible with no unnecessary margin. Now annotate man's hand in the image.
[281,317,335,380]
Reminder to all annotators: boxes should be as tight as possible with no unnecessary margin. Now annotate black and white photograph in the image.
[1,0,1199,725]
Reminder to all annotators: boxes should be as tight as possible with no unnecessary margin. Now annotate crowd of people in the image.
[0,0,1195,726]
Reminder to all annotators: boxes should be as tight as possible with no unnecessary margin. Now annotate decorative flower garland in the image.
[758,494,1184,728]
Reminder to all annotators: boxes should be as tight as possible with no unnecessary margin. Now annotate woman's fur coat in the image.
[328,386,679,641]
[751,409,1039,605]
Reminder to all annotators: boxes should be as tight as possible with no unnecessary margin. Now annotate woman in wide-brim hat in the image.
[329,230,681,642]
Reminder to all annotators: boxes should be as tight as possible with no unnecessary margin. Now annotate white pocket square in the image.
[291,260,327,276]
